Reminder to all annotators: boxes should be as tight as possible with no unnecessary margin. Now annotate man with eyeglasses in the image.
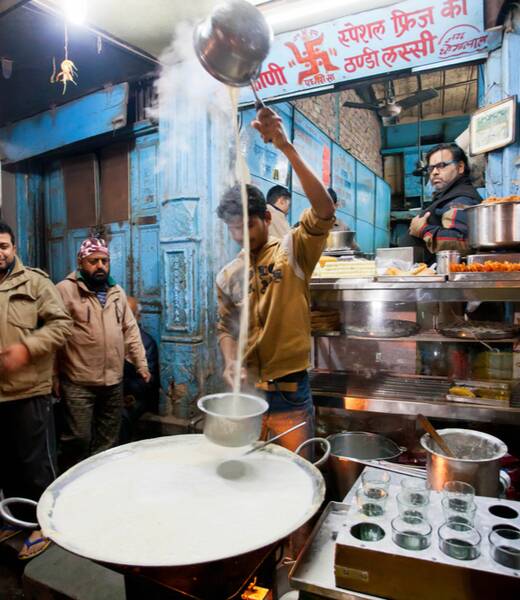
[409,143,481,260]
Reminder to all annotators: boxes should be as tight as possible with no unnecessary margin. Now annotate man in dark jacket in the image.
[120,297,160,443]
[409,143,481,261]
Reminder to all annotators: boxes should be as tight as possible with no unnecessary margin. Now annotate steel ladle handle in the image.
[0,497,39,529]
[295,437,331,468]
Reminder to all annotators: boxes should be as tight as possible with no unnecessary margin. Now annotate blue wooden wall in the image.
[241,103,391,254]
[483,16,520,197]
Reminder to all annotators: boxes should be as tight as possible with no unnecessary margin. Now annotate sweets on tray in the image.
[385,263,436,276]
[450,261,520,272]
[313,259,376,279]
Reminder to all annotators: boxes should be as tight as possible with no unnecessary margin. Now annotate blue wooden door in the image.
[129,131,161,343]
[43,170,130,288]
[43,163,69,281]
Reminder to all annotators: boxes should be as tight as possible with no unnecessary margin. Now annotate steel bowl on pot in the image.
[465,202,520,249]
[420,428,507,497]
[325,230,357,251]
[197,393,268,447]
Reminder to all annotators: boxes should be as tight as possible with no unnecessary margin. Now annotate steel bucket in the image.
[197,393,268,447]
[327,432,404,499]
[465,202,520,249]
[193,0,273,88]
[420,428,507,497]
[325,230,357,251]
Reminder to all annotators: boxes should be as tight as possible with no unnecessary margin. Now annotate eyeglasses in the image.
[426,160,458,174]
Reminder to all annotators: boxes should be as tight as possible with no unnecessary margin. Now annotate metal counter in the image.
[310,278,520,302]
[309,277,520,425]
[310,372,520,425]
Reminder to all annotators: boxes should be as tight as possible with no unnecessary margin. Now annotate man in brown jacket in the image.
[216,108,335,453]
[56,237,149,468]
[0,221,73,559]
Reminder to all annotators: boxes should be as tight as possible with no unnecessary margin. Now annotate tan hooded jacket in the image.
[0,258,73,402]
[56,272,147,386]
[217,208,333,382]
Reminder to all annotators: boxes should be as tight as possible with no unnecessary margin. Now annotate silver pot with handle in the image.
[196,392,330,467]
[193,0,273,88]
[197,392,268,447]
[325,230,357,251]
[420,428,507,497]
[465,201,520,249]
[327,432,415,498]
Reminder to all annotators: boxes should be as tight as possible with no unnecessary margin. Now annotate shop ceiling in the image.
[0,1,156,127]
[360,64,479,124]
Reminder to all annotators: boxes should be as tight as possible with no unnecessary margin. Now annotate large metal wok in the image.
[2,434,325,568]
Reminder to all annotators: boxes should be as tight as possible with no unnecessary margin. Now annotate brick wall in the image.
[293,89,383,176]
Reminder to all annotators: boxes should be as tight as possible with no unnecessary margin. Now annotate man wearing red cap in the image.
[55,237,150,468]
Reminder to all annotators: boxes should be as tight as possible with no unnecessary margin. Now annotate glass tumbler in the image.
[356,486,388,517]
[391,516,432,551]
[489,528,520,570]
[438,521,481,561]
[443,481,475,513]
[441,497,477,528]
[397,492,429,523]
[361,469,391,500]
[400,478,431,507]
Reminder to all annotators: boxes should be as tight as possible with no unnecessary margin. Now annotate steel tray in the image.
[376,275,446,283]
[290,501,381,600]
[449,272,520,281]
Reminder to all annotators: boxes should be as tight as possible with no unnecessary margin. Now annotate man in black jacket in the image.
[409,143,481,261]
[120,297,160,443]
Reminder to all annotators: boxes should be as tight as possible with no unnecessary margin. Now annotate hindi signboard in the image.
[240,0,486,104]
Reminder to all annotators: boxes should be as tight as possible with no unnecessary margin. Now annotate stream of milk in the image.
[229,87,251,407]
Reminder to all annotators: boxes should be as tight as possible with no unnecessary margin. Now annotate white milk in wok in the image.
[38,435,320,566]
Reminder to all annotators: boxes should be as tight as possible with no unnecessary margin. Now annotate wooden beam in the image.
[0,83,129,163]
[0,0,29,18]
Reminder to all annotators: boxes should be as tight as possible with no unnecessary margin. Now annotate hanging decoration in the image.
[50,23,78,94]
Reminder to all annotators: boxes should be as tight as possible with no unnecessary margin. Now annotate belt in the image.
[255,381,298,392]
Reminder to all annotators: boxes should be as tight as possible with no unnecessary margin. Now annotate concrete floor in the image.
[0,539,25,600]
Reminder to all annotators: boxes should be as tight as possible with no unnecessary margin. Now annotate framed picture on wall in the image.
[470,96,516,155]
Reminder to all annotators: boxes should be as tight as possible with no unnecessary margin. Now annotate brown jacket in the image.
[0,258,73,402]
[57,272,147,386]
[217,208,333,382]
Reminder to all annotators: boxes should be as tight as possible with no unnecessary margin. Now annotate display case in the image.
[310,278,520,425]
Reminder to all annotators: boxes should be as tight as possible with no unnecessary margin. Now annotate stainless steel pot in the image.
[327,432,405,498]
[325,230,357,251]
[193,0,273,88]
[465,202,520,249]
[197,393,268,447]
[420,428,507,497]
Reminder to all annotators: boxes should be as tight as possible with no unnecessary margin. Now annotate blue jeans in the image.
[260,372,314,456]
